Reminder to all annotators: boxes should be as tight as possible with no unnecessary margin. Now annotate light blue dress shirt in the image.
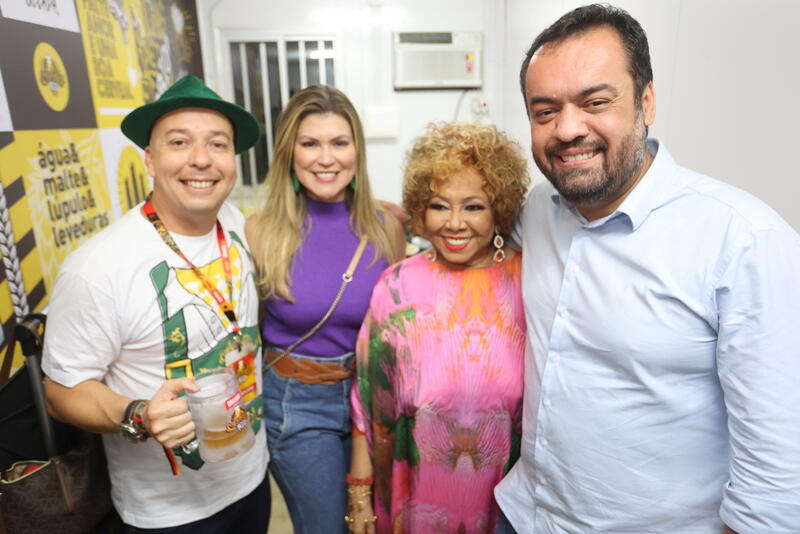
[496,140,800,533]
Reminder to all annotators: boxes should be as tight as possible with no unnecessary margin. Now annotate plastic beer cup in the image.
[185,368,255,462]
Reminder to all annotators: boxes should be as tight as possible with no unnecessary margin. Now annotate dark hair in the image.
[520,3,653,110]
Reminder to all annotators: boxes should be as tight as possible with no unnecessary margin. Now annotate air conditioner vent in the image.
[397,32,453,44]
[393,31,482,90]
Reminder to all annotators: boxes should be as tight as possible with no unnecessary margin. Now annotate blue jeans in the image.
[264,352,353,534]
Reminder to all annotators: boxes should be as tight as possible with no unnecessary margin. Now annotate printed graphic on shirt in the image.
[149,230,262,468]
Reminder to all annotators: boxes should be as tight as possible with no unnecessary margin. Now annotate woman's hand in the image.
[345,484,376,534]
[347,432,376,532]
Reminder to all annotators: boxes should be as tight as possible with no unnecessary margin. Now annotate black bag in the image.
[0,314,113,534]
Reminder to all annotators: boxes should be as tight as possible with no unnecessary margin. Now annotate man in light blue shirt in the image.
[495,5,800,533]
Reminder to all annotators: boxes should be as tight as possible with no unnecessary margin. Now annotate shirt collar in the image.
[549,138,683,231]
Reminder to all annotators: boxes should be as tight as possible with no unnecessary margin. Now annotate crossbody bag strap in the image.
[265,236,368,370]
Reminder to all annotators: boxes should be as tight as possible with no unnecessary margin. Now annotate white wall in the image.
[503,0,800,231]
[198,0,800,231]
[197,0,505,204]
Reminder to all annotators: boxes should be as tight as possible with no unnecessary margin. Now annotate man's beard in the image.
[534,116,647,207]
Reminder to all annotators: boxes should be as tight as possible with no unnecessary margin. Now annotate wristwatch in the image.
[120,399,151,442]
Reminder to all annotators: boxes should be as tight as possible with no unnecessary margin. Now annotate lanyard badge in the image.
[142,198,243,349]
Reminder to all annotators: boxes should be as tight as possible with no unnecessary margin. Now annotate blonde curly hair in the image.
[403,122,530,236]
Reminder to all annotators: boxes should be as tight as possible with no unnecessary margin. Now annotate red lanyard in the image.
[141,198,242,346]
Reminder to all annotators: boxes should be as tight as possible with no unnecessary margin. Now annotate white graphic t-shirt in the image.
[42,202,268,529]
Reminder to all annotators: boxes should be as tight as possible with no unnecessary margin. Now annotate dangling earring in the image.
[291,171,302,193]
[428,247,437,262]
[349,178,356,191]
[493,231,505,263]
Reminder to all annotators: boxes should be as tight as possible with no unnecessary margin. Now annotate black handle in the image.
[14,313,47,357]
[16,313,57,459]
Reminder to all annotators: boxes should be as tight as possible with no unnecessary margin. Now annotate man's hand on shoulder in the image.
[143,378,199,449]
[377,199,408,227]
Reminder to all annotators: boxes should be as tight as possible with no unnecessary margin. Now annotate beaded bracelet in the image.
[346,473,374,486]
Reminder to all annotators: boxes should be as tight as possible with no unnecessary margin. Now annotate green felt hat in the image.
[121,75,260,154]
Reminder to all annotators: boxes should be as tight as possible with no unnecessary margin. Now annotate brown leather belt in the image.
[266,350,354,385]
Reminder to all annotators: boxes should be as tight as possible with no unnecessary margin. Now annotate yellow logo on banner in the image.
[33,42,70,112]
[117,146,150,211]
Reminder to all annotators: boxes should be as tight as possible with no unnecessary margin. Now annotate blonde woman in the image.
[245,85,405,534]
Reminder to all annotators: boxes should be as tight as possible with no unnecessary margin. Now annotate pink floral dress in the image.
[351,252,525,534]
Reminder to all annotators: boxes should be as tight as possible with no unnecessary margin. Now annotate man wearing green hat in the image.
[42,75,270,532]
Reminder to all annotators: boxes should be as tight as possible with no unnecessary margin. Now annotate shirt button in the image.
[559,309,569,318]
[551,353,560,362]
[541,439,549,446]
[543,399,551,407]
[571,264,580,274]
[539,477,547,485]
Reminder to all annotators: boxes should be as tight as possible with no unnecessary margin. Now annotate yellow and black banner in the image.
[0,0,202,370]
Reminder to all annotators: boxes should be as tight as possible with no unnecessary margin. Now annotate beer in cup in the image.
[186,368,255,462]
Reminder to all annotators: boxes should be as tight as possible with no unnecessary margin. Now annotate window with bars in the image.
[229,39,337,185]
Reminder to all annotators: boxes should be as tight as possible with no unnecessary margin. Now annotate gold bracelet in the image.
[347,486,372,497]
[349,498,366,509]
[344,514,377,524]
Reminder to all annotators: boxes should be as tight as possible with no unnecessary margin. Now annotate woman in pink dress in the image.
[347,122,530,534]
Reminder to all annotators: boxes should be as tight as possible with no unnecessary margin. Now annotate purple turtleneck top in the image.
[261,196,390,358]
